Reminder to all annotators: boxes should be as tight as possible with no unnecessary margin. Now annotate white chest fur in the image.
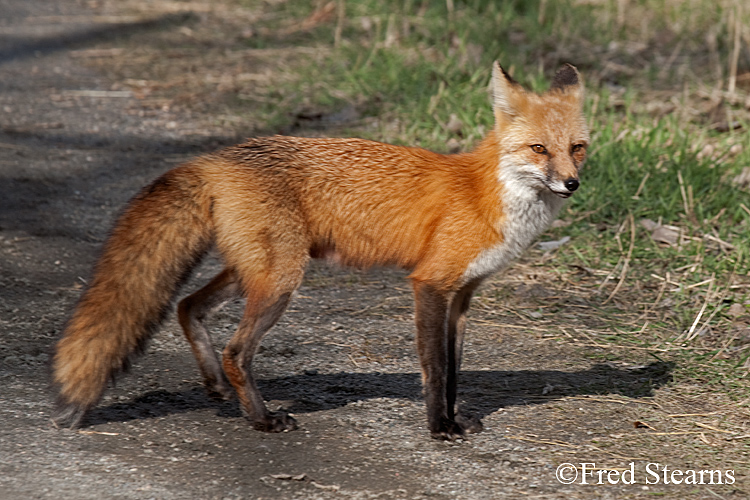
[462,169,566,283]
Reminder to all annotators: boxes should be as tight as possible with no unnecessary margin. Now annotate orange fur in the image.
[197,134,505,291]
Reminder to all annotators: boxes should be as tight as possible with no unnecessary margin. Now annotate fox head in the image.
[491,62,589,199]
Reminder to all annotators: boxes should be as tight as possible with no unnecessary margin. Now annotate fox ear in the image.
[550,63,583,98]
[491,61,522,123]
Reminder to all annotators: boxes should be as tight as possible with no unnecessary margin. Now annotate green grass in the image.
[236,0,750,391]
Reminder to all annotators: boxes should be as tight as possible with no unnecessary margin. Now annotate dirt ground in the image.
[0,1,745,499]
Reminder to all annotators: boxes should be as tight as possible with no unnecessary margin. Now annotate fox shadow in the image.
[85,361,673,426]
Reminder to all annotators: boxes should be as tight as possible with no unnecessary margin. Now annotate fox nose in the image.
[564,178,579,192]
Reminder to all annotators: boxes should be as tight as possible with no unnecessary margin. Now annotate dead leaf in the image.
[537,236,570,250]
[651,225,680,246]
[639,218,658,231]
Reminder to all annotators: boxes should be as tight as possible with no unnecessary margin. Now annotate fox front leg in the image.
[413,281,482,440]
[448,282,483,435]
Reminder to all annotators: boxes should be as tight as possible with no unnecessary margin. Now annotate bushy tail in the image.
[52,165,213,427]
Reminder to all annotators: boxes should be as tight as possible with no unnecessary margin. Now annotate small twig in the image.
[648,431,705,436]
[697,254,742,343]
[598,253,625,293]
[558,327,576,339]
[728,2,742,95]
[573,328,609,347]
[78,430,120,436]
[569,396,629,405]
[694,422,733,434]
[677,170,692,219]
[710,329,741,361]
[667,412,720,418]
[571,343,707,353]
[347,354,360,367]
[532,395,658,410]
[634,420,658,431]
[325,342,356,348]
[632,171,650,199]
[641,272,669,320]
[686,278,715,289]
[62,90,134,98]
[634,321,649,334]
[708,207,727,225]
[725,434,750,441]
[677,273,715,343]
[505,435,576,448]
[333,0,345,48]
[603,213,636,305]
[704,233,735,252]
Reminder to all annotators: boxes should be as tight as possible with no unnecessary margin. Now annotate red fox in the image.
[52,62,589,440]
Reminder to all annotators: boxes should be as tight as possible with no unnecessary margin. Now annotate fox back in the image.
[198,62,588,291]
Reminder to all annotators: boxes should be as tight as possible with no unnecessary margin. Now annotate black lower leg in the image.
[223,292,297,433]
[414,282,467,440]
[177,269,239,399]
[448,282,483,435]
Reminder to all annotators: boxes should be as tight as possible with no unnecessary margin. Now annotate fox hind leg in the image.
[223,289,299,432]
[177,268,241,400]
[219,255,306,432]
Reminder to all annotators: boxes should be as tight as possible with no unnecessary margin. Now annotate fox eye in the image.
[530,144,547,154]
[571,143,585,153]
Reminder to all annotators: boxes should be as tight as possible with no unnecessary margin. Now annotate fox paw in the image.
[430,414,483,441]
[252,411,298,433]
[430,421,465,441]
